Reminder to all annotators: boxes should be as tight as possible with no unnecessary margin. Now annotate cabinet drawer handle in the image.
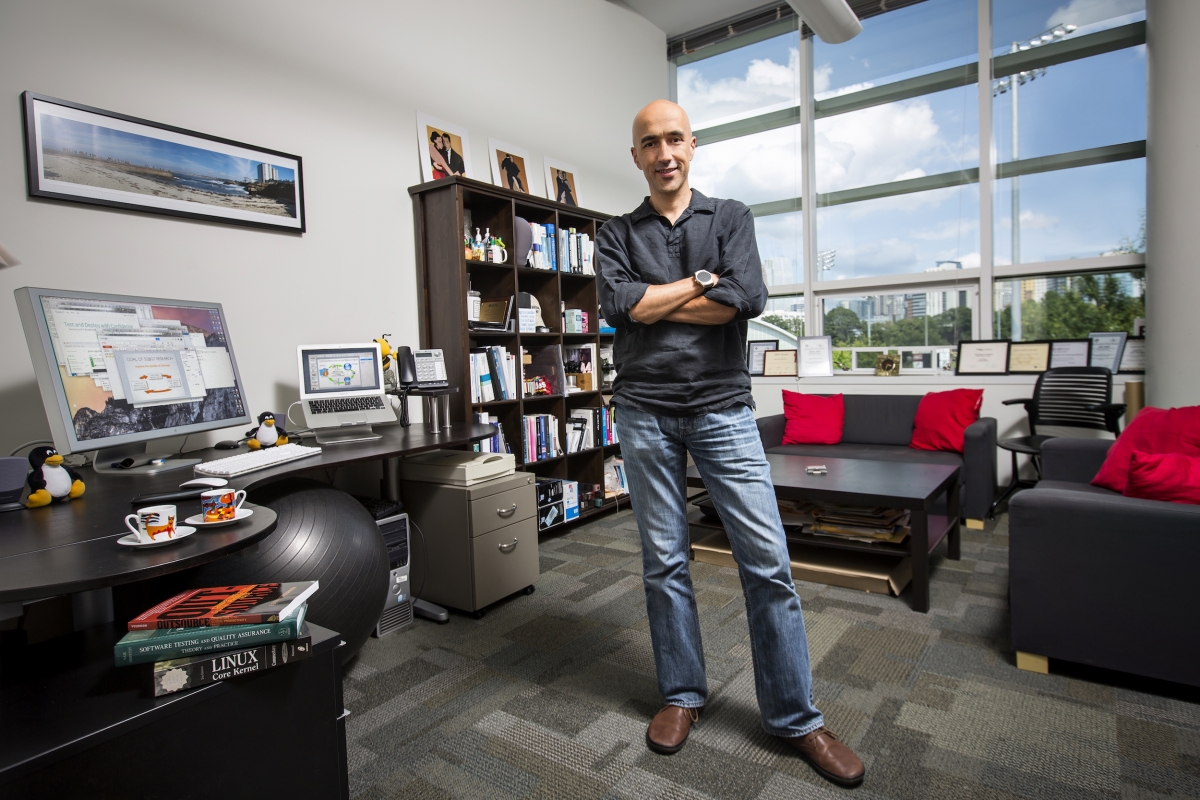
[498,538,518,553]
[497,503,517,518]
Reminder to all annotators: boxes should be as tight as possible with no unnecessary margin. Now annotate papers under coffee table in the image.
[686,454,961,613]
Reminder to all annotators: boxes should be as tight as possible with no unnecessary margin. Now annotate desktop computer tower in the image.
[373,512,413,637]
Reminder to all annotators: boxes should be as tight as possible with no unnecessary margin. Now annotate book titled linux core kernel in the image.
[152,627,314,697]
[127,582,318,630]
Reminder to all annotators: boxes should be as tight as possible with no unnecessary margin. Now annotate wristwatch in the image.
[693,269,717,290]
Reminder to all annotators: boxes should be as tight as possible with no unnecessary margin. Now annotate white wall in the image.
[1146,0,1200,408]
[0,0,665,457]
[751,375,1132,485]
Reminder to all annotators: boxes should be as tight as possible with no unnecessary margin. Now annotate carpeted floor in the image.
[344,510,1200,799]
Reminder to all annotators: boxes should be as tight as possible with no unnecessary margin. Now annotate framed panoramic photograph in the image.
[488,138,531,194]
[417,112,473,182]
[544,157,580,206]
[747,340,778,376]
[22,92,304,232]
[955,340,1010,375]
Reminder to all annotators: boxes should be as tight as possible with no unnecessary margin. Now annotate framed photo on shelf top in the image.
[544,157,579,206]
[1049,339,1091,368]
[488,138,531,194]
[762,349,797,377]
[1007,341,1052,374]
[417,112,473,182]
[747,340,778,377]
[955,340,1010,375]
[21,91,304,232]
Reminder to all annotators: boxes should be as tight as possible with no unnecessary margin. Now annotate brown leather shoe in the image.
[646,705,701,755]
[782,727,865,787]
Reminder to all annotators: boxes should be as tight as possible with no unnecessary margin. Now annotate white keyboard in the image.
[194,443,322,478]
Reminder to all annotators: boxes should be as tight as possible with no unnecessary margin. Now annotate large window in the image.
[672,0,1147,364]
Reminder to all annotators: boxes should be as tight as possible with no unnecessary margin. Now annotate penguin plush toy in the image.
[26,446,85,508]
[246,411,288,450]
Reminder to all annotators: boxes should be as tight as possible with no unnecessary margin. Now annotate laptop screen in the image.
[300,347,381,395]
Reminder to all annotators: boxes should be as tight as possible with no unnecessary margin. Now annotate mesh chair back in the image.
[1029,367,1114,435]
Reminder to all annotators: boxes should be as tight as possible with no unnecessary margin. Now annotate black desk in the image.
[0,422,495,604]
[1,622,347,798]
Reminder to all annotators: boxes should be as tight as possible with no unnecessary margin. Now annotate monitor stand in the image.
[92,443,201,476]
[315,425,383,446]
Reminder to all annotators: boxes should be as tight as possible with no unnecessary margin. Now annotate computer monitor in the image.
[14,287,253,475]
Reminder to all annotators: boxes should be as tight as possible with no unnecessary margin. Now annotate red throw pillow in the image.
[1125,451,1200,504]
[1092,406,1200,493]
[782,391,844,445]
[910,388,984,453]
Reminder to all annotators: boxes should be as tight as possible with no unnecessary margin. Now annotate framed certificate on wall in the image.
[1008,341,1051,374]
[747,340,778,377]
[956,340,1010,375]
[1119,336,1145,373]
[1050,339,1091,368]
[1089,331,1127,373]
[797,336,834,378]
[762,349,798,377]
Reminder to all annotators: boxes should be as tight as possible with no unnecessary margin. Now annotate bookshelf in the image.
[409,176,623,525]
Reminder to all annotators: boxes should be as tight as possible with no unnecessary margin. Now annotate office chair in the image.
[988,366,1125,518]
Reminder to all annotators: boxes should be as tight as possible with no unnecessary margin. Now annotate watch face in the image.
[695,270,713,285]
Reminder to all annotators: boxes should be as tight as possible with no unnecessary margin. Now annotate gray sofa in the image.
[1009,438,1200,686]
[755,394,997,526]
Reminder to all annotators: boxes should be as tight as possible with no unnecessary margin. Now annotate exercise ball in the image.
[189,478,388,663]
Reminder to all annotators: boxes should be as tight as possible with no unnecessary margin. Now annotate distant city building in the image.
[257,163,277,182]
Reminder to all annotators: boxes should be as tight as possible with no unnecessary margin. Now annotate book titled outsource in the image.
[127,581,318,630]
[115,605,308,666]
[152,627,313,697]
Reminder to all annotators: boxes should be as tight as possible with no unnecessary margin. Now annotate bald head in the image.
[632,100,692,147]
[630,100,696,201]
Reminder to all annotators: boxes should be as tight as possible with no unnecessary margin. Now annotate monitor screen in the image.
[17,289,250,450]
[301,347,380,395]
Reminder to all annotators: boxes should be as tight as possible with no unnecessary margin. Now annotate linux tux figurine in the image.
[25,446,85,508]
[246,411,288,450]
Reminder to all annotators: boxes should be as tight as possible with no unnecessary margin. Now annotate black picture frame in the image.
[747,339,779,376]
[22,91,305,233]
[955,339,1011,376]
[1118,335,1145,374]
[1048,338,1092,369]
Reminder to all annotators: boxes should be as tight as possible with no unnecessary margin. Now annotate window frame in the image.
[672,0,1146,365]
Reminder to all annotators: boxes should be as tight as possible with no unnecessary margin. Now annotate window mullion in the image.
[977,0,995,340]
[800,31,818,337]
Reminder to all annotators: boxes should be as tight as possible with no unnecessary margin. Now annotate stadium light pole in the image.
[994,23,1076,339]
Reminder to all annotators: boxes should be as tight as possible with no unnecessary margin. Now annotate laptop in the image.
[297,343,396,444]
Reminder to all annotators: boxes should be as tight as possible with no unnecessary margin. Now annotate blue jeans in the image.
[618,402,824,738]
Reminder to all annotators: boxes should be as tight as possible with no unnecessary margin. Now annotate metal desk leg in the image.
[948,478,962,561]
[910,510,929,613]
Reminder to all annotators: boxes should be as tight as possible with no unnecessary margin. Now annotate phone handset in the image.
[396,346,415,427]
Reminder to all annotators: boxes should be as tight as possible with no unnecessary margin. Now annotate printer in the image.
[398,450,516,486]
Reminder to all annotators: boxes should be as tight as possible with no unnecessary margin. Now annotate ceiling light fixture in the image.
[785,0,863,44]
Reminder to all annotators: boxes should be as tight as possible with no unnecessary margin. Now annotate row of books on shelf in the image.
[778,500,911,544]
[469,345,518,402]
[566,405,618,453]
[474,411,511,453]
[114,582,319,697]
[524,220,595,275]
[523,413,562,463]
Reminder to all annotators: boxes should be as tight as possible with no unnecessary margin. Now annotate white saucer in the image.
[118,527,197,547]
[184,508,255,528]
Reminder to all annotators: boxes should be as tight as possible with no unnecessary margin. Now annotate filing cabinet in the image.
[400,472,538,617]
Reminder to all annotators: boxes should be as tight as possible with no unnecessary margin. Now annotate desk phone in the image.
[398,347,449,389]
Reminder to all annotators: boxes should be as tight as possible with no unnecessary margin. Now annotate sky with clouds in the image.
[678,0,1146,288]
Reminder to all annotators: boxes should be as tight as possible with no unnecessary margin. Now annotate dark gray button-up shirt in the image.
[597,190,767,416]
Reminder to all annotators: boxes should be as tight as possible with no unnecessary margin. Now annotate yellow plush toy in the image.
[374,334,394,371]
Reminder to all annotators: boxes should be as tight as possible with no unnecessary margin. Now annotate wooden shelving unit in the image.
[409,176,622,526]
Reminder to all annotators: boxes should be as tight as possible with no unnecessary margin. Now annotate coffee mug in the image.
[201,489,247,522]
[125,505,177,543]
[487,244,508,264]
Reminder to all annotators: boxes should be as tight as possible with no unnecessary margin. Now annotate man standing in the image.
[596,100,865,788]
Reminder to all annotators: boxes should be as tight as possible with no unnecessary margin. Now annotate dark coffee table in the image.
[686,453,961,612]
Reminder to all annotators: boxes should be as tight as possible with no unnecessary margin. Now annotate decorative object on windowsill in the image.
[22,92,305,232]
[0,239,20,268]
[24,446,85,508]
[874,353,900,377]
[246,411,288,450]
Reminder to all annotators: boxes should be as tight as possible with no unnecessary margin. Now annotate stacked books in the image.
[810,506,910,544]
[469,345,518,402]
[473,411,510,453]
[115,582,318,697]
[523,413,562,463]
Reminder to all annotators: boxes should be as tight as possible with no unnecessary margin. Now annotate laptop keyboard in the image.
[309,396,386,414]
